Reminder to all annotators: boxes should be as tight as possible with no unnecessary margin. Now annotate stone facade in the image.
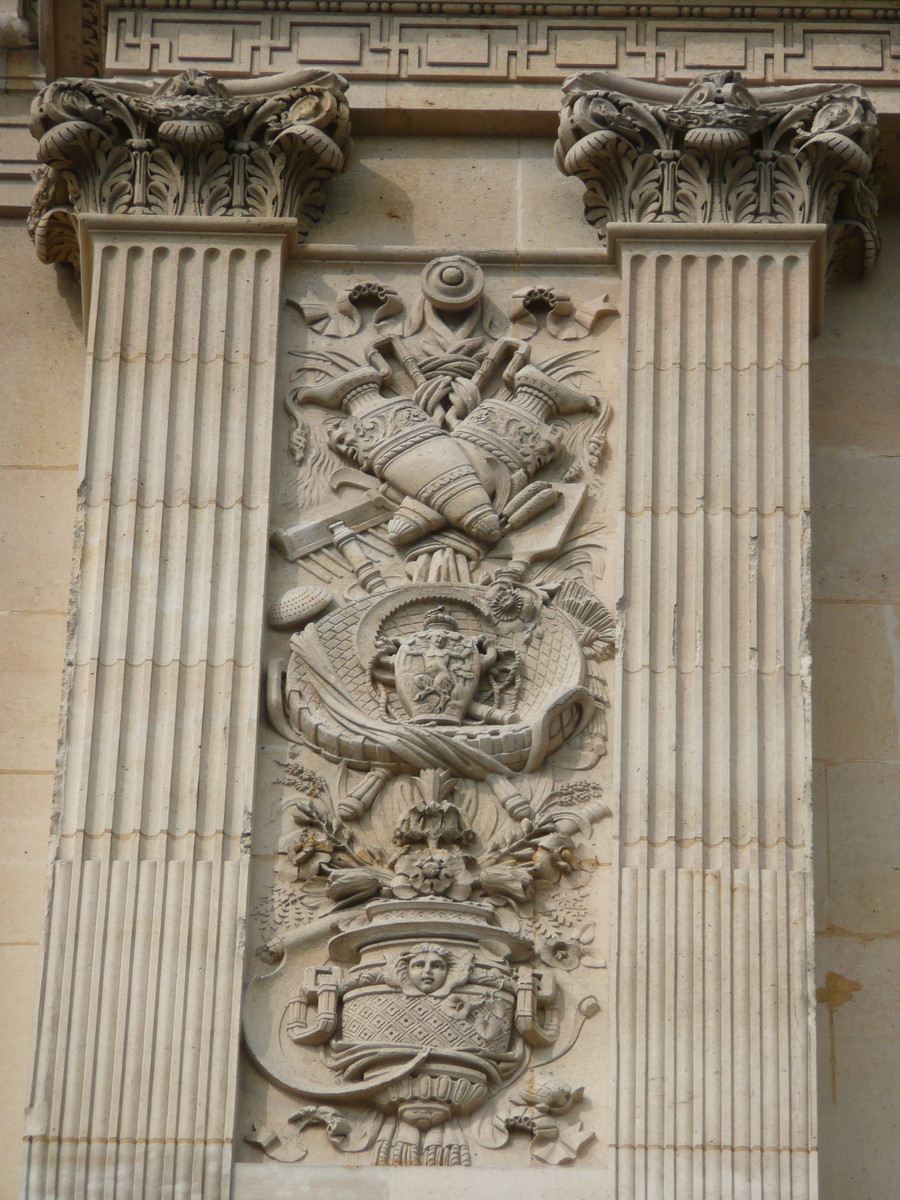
[2,4,900,1199]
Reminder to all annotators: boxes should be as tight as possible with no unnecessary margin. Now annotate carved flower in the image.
[391,850,473,901]
[129,70,244,146]
[489,583,525,622]
[476,863,534,906]
[324,866,388,905]
[290,797,326,825]
[667,70,773,145]
[538,924,604,972]
[514,1075,584,1116]
[532,832,580,885]
[284,827,333,881]
[539,938,582,971]
[393,799,474,849]
[499,1072,595,1165]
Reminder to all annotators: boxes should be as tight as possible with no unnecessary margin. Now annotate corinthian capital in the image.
[556,70,879,273]
[27,67,351,270]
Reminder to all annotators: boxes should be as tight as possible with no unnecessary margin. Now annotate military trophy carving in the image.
[243,253,617,1168]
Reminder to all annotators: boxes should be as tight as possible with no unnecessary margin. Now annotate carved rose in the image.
[391,850,474,901]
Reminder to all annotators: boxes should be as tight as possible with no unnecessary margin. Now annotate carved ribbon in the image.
[289,283,403,337]
[508,286,618,340]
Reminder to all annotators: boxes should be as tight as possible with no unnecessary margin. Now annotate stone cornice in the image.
[98,0,900,12]
[26,67,351,271]
[556,69,880,274]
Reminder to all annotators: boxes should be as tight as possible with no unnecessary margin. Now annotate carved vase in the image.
[453,362,597,483]
[298,366,500,541]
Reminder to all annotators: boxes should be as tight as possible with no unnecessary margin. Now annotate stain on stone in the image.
[817,972,862,1105]
[816,971,862,1013]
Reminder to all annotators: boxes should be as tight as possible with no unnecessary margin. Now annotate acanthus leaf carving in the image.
[27,67,352,271]
[556,68,880,275]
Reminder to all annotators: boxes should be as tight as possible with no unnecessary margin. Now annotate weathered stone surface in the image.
[4,15,900,1198]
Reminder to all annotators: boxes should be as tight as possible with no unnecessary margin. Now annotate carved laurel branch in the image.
[556,69,880,275]
[27,67,352,271]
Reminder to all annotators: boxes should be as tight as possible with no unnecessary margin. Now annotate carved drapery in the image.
[26,67,351,271]
[556,69,879,274]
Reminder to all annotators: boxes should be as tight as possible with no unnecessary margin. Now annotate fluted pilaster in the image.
[22,66,350,1200]
[609,227,817,1199]
[22,214,291,1199]
[556,68,876,1199]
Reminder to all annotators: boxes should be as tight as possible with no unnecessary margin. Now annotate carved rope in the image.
[26,67,352,270]
[556,69,880,274]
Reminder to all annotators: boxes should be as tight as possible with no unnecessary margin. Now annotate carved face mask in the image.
[407,953,450,994]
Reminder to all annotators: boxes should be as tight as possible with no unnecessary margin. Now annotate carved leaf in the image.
[723,152,760,223]
[673,154,709,223]
[196,146,232,216]
[147,148,185,216]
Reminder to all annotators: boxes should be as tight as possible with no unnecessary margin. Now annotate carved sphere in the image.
[421,254,484,312]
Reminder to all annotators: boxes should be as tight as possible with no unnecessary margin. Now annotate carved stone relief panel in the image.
[238,252,621,1172]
